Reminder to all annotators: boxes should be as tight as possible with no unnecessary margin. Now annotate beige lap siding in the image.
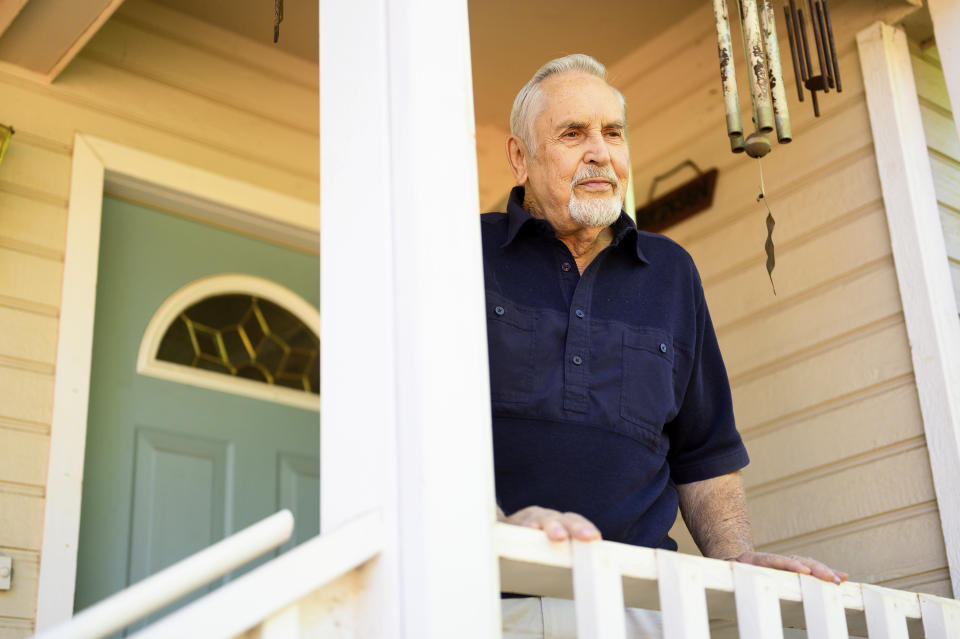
[914,45,960,322]
[0,1,319,634]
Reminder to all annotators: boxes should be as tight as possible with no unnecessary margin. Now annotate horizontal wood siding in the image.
[597,0,947,594]
[0,1,318,633]
[914,45,960,322]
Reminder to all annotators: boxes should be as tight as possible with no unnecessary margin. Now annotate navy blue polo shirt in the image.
[483,186,748,550]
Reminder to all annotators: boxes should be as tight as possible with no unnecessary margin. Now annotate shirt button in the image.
[561,262,572,272]
[659,343,668,353]
[575,309,585,319]
[494,306,505,316]
[572,355,583,366]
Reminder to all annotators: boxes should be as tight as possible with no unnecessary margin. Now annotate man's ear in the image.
[505,135,529,185]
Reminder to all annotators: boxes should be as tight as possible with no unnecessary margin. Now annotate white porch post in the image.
[857,22,960,599]
[320,0,501,637]
[927,0,960,150]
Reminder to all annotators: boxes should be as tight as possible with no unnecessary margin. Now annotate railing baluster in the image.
[920,593,960,639]
[656,551,710,639]
[799,574,848,639]
[732,563,785,639]
[573,540,628,639]
[862,585,910,639]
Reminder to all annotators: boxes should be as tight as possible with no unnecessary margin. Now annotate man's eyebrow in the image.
[556,120,588,131]
[554,120,626,132]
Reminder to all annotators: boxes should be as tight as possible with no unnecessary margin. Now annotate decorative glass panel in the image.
[156,295,319,394]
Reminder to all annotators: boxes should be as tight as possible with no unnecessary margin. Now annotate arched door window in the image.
[138,275,320,410]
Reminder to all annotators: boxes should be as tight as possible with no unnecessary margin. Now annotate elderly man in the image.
[483,54,846,638]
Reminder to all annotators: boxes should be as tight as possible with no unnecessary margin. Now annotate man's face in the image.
[521,72,629,230]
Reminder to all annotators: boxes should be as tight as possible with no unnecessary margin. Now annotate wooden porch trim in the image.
[319,0,501,634]
[857,21,960,599]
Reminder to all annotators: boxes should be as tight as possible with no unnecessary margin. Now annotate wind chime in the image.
[712,0,791,159]
[783,0,842,117]
[711,0,841,293]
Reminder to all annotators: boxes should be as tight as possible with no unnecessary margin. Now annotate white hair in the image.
[509,53,627,155]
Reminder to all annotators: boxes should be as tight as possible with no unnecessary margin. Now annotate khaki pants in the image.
[502,597,662,639]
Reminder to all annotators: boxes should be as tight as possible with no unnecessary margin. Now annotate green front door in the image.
[75,196,320,632]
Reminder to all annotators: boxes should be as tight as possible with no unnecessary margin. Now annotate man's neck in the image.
[523,194,613,274]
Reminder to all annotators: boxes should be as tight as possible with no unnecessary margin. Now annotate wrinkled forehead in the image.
[534,72,625,131]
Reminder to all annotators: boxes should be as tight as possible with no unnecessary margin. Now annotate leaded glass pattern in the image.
[156,295,319,394]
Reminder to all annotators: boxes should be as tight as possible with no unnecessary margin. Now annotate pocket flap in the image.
[485,292,537,332]
[623,327,674,362]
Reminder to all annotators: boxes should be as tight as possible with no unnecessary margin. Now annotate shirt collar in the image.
[501,186,649,264]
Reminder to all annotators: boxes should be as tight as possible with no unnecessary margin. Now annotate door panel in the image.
[277,453,321,554]
[75,196,320,632]
[128,427,231,587]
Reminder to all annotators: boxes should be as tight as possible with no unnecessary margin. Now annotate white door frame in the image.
[858,22,960,598]
[35,134,320,630]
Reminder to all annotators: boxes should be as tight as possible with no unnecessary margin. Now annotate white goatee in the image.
[568,166,622,227]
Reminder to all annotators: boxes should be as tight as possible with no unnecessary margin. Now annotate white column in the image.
[927,0,960,151]
[319,0,401,635]
[385,0,501,636]
[320,0,500,637]
[857,21,960,599]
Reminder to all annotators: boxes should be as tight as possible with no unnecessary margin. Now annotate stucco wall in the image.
[0,2,318,635]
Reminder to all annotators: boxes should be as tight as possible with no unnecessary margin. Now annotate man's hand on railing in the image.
[677,471,850,585]
[497,504,602,542]
[731,551,849,584]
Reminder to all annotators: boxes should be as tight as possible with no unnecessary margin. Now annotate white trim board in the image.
[36,134,320,630]
[136,274,321,412]
[858,22,960,599]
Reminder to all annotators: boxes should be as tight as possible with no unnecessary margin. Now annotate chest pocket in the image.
[485,291,537,404]
[620,327,677,438]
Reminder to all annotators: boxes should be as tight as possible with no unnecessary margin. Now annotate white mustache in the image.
[571,166,620,189]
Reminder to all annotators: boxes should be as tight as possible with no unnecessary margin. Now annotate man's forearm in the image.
[676,470,754,559]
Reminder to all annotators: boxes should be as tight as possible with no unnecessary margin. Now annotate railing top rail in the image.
[128,509,383,639]
[495,521,960,633]
[33,510,295,639]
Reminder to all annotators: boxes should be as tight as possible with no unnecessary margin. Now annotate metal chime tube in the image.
[737,0,774,133]
[713,0,745,152]
[759,0,792,142]
[807,0,829,89]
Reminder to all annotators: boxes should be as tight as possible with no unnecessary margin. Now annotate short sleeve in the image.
[666,270,749,484]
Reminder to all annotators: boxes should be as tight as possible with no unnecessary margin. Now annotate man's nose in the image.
[582,130,612,165]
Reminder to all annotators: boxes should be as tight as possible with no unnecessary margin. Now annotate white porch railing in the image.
[36,514,960,638]
[496,523,960,639]
[32,510,295,639]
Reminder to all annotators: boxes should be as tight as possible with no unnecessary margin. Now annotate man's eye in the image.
[564,131,580,138]
[605,130,623,138]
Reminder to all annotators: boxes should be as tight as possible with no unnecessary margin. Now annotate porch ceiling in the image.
[149,0,705,130]
[468,0,707,131]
